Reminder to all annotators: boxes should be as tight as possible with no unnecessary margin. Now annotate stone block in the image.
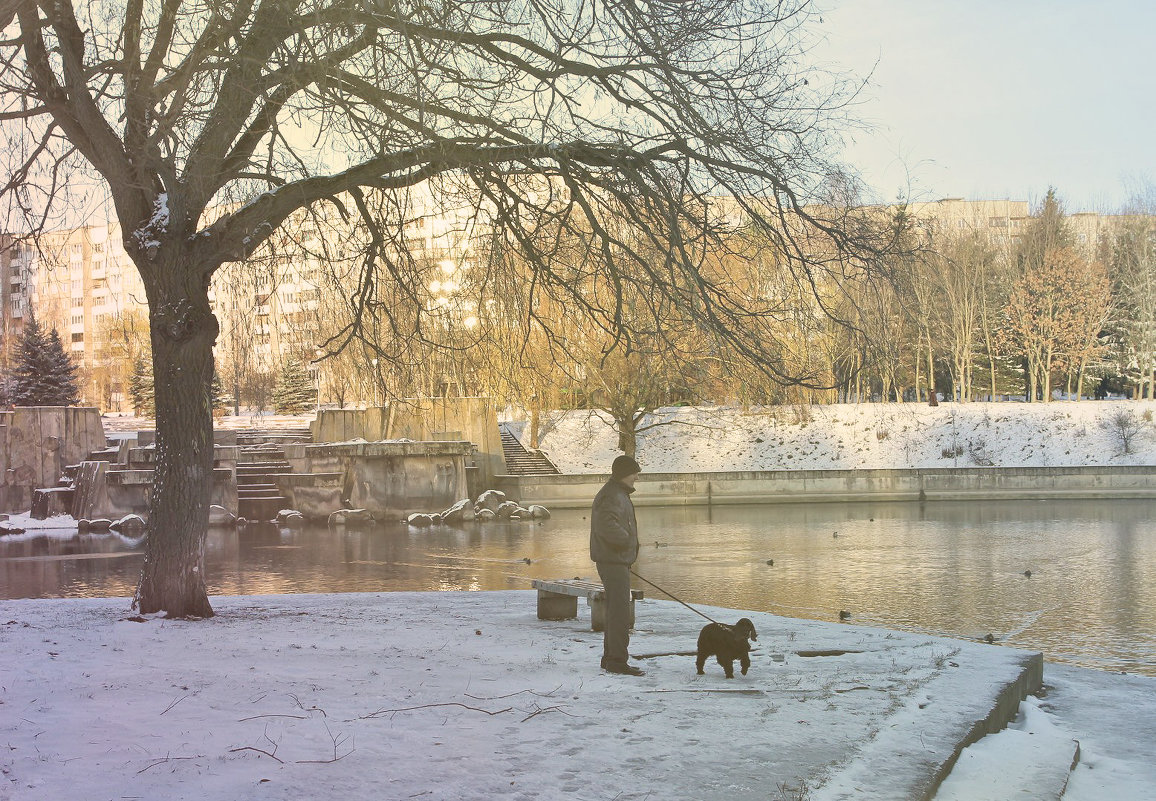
[31,486,74,520]
[589,596,637,633]
[71,460,110,519]
[2,407,104,514]
[536,591,578,621]
[273,472,344,520]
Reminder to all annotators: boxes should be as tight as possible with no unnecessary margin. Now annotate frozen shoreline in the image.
[1,591,1153,801]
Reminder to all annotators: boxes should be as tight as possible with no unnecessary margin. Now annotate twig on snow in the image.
[359,702,512,719]
[296,721,354,763]
[520,704,575,723]
[289,693,327,717]
[160,694,191,715]
[464,684,563,701]
[136,755,201,774]
[229,746,284,763]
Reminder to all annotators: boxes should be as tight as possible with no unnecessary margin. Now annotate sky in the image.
[812,0,1156,212]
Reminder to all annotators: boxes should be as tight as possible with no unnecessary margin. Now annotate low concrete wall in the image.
[272,473,345,521]
[71,462,238,520]
[0,407,105,513]
[313,398,505,488]
[284,440,474,518]
[494,465,1156,508]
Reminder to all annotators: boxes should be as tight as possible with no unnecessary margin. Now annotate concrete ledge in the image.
[283,440,473,517]
[273,472,345,520]
[804,646,1044,801]
[920,652,1044,801]
[495,466,1156,508]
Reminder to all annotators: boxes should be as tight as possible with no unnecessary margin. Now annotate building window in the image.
[71,332,84,343]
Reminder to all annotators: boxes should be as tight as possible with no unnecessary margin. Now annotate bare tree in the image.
[1,0,885,616]
[929,229,999,401]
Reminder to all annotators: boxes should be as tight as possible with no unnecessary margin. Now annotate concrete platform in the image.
[0,592,1043,801]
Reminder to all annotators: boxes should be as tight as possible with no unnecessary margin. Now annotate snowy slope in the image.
[510,400,1156,473]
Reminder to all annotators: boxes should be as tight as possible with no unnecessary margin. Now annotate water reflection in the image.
[2,499,1153,675]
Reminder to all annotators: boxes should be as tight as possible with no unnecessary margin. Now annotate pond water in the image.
[2,499,1154,676]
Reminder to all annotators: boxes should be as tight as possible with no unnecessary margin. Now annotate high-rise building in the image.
[0,197,1141,411]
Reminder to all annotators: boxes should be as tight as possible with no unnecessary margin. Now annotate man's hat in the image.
[611,454,641,478]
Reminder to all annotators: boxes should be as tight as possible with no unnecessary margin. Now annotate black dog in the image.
[695,618,758,678]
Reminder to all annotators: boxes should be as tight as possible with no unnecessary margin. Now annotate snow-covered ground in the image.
[3,593,1153,801]
[511,400,1156,474]
[4,401,1153,799]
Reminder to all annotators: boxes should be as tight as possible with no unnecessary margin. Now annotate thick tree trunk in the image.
[925,332,934,403]
[134,272,219,618]
[614,413,638,458]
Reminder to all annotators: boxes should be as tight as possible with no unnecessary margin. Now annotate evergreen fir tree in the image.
[129,355,155,416]
[9,314,49,406]
[273,359,316,414]
[0,375,14,408]
[8,314,80,406]
[42,328,80,405]
[210,369,226,414]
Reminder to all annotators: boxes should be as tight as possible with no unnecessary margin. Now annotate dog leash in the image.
[629,569,723,626]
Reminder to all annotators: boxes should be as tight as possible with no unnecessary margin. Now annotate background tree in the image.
[1002,190,1074,400]
[128,354,155,416]
[929,229,999,401]
[210,370,226,415]
[273,358,316,414]
[1003,246,1108,402]
[1060,254,1112,400]
[1107,201,1156,398]
[90,309,151,412]
[1,0,886,616]
[8,314,80,406]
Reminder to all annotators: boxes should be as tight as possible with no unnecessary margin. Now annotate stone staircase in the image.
[234,428,313,521]
[499,424,559,475]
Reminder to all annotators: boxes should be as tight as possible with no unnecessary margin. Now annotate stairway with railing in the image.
[499,423,560,475]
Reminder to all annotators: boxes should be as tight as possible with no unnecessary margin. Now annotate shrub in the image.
[1102,409,1147,456]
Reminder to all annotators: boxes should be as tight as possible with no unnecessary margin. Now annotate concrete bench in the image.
[531,578,643,632]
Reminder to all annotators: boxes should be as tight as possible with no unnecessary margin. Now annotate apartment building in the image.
[0,197,1136,412]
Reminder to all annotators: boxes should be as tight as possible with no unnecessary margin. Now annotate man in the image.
[589,454,644,676]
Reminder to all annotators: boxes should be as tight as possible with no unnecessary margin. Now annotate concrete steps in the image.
[234,430,311,521]
[499,424,559,475]
[932,702,1080,800]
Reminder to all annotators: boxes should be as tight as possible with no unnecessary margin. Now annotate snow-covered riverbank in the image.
[516,400,1156,474]
[3,592,1153,801]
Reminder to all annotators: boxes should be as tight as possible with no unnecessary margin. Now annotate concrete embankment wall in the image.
[494,465,1156,508]
[0,407,106,514]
